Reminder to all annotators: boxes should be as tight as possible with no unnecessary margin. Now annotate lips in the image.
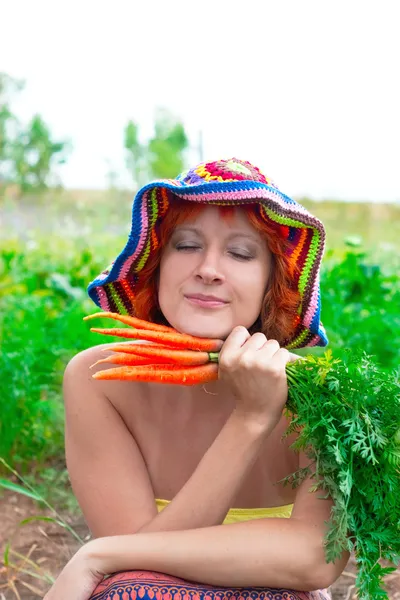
[185,294,228,303]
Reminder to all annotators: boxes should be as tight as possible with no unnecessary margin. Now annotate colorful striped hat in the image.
[87,158,328,349]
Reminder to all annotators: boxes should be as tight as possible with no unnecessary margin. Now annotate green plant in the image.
[124,107,189,187]
[321,246,400,370]
[0,459,85,598]
[0,72,70,195]
[10,115,70,193]
[284,349,400,600]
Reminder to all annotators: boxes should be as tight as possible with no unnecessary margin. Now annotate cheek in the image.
[158,253,187,297]
[236,262,270,300]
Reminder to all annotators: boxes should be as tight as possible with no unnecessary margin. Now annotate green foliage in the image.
[0,235,130,475]
[10,114,70,193]
[0,72,70,194]
[0,292,73,473]
[148,107,189,179]
[0,458,84,544]
[321,245,400,370]
[284,350,400,600]
[0,73,23,182]
[22,467,80,513]
[124,107,189,187]
[124,120,145,187]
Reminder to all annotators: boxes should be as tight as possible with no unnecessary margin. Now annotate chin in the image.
[171,315,232,340]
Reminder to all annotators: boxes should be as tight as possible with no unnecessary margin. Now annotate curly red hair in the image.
[132,198,301,344]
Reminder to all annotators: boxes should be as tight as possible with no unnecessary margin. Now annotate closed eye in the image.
[175,244,254,261]
[228,250,254,261]
[175,244,200,251]
[230,252,253,260]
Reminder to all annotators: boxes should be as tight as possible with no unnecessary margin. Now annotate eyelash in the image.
[175,245,253,261]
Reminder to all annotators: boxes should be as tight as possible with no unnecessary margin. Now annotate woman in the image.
[45,158,349,600]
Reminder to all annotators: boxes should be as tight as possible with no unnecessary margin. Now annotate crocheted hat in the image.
[87,158,328,349]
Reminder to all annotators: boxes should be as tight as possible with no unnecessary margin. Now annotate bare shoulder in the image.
[65,342,119,371]
[63,343,114,386]
[63,342,146,404]
[66,340,154,367]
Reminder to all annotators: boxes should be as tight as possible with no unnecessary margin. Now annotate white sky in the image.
[1,0,399,201]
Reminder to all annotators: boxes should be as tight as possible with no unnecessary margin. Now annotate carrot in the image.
[102,344,219,366]
[89,327,223,352]
[92,363,219,385]
[89,353,165,369]
[103,343,180,353]
[83,312,175,333]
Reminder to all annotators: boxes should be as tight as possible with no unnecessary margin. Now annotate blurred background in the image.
[0,1,399,598]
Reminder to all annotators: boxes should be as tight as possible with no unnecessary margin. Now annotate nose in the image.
[194,249,225,285]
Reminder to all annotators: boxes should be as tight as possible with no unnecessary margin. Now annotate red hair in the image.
[133,198,301,344]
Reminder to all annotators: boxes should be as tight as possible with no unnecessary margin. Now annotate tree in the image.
[0,72,70,195]
[124,120,148,188]
[124,108,189,188]
[10,115,70,193]
[148,108,188,179]
[0,73,23,186]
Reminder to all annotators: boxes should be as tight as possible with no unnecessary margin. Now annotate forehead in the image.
[174,205,260,238]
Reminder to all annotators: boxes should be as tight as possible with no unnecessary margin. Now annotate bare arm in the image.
[86,462,349,592]
[64,346,158,538]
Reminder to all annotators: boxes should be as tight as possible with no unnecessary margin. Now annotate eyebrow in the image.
[173,226,263,246]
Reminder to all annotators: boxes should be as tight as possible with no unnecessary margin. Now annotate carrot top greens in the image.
[284,349,400,600]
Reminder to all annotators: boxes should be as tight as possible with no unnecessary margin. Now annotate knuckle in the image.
[239,354,256,370]
[233,325,248,335]
[264,362,286,378]
[252,332,267,341]
[219,354,236,370]
[266,338,280,349]
[268,369,283,380]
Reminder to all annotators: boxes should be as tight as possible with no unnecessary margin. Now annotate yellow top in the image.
[155,498,294,524]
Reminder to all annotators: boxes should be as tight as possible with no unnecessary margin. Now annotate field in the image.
[0,189,399,599]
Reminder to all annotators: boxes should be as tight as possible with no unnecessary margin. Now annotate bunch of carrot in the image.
[83,311,224,385]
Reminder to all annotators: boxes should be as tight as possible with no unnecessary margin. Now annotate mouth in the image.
[184,294,229,308]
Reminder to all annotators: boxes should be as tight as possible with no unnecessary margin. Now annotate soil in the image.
[0,490,399,600]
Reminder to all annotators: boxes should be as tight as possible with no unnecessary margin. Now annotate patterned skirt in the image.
[89,570,331,600]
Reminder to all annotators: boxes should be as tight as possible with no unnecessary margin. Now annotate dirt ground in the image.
[0,490,399,600]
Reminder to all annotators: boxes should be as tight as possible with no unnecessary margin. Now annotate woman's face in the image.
[158,206,272,339]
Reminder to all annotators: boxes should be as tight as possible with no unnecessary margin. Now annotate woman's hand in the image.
[43,544,105,600]
[218,326,299,431]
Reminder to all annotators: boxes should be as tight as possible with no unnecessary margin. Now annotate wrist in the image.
[230,408,274,437]
[81,538,116,576]
[83,535,142,575]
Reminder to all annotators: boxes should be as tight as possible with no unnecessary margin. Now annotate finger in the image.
[240,332,268,352]
[219,326,251,366]
[271,347,294,370]
[272,348,305,369]
[259,338,281,358]
[288,351,304,363]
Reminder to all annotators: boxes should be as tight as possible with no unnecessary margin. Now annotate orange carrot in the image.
[102,344,219,366]
[104,343,180,353]
[89,353,165,369]
[83,311,175,333]
[89,327,223,352]
[92,363,219,386]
